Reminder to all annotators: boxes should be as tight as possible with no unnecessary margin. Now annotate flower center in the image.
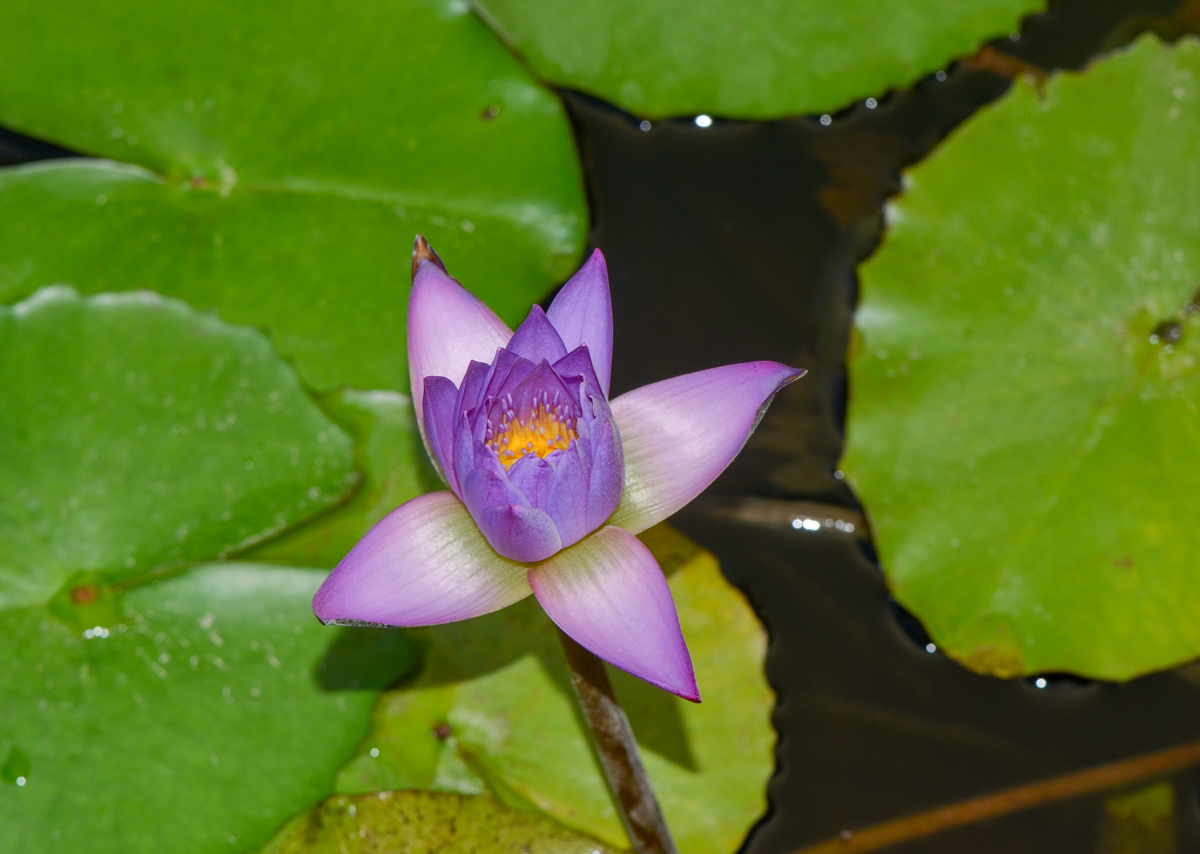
[487,395,578,468]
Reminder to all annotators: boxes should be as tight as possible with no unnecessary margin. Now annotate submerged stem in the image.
[556,629,680,854]
[793,738,1200,854]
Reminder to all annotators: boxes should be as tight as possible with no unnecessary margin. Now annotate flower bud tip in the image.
[412,234,446,278]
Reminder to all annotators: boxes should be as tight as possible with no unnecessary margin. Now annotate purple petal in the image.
[462,465,563,562]
[506,305,568,365]
[423,376,461,493]
[552,345,603,399]
[408,251,512,442]
[313,491,531,627]
[547,249,613,396]
[608,361,805,534]
[507,452,554,509]
[452,411,481,489]
[585,410,624,531]
[484,348,538,401]
[544,441,591,547]
[529,526,698,701]
[462,463,527,512]
[478,503,563,562]
[456,359,491,419]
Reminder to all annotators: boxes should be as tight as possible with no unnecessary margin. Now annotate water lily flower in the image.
[313,237,804,701]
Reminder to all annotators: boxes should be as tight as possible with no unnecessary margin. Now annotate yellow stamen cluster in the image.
[489,401,578,468]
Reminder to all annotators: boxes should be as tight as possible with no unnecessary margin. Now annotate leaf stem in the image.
[556,628,680,854]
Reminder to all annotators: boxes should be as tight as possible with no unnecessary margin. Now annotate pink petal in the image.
[407,248,511,444]
[529,526,699,701]
[547,249,613,396]
[313,491,531,627]
[608,361,805,534]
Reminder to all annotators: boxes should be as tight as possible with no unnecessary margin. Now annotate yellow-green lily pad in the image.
[259,790,618,854]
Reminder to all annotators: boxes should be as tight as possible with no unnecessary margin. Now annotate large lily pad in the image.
[0,564,417,854]
[259,790,618,854]
[0,286,355,609]
[475,0,1044,119]
[843,35,1200,680]
[248,389,438,569]
[0,0,587,392]
[335,524,773,854]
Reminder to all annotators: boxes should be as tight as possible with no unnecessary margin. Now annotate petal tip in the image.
[758,360,806,385]
[622,652,701,702]
[412,233,447,278]
[311,599,335,626]
[572,248,609,287]
[312,579,351,626]
[752,361,808,397]
[658,648,701,702]
[652,665,701,702]
[782,365,807,387]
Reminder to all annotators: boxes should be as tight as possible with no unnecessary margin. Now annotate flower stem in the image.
[556,628,680,854]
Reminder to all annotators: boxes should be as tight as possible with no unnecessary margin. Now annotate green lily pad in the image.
[843,35,1200,680]
[0,564,417,854]
[259,790,619,854]
[0,286,356,609]
[248,389,439,569]
[474,0,1043,119]
[336,524,773,854]
[0,0,587,392]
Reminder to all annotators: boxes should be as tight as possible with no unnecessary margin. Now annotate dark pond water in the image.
[6,1,1200,851]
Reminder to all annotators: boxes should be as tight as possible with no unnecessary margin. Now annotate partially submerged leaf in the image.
[0,287,356,609]
[844,36,1200,679]
[475,0,1044,118]
[0,564,417,854]
[336,524,773,854]
[259,790,618,854]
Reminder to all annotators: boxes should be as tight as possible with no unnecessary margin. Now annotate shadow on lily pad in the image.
[315,626,420,692]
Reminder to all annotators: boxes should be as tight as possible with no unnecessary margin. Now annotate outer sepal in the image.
[608,361,805,534]
[407,236,511,444]
[313,491,532,626]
